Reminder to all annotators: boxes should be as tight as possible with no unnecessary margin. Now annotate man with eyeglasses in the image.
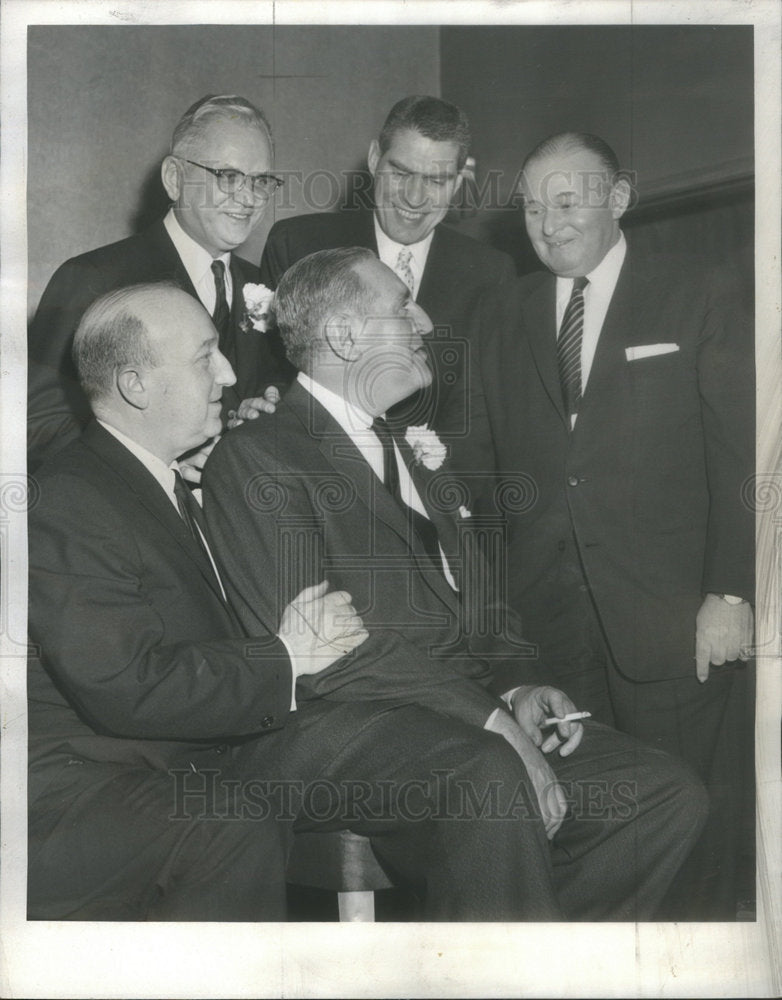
[28,94,288,474]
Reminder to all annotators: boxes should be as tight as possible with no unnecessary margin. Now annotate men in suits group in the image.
[29,280,587,922]
[27,94,287,472]
[458,132,754,916]
[256,95,516,439]
[202,246,708,920]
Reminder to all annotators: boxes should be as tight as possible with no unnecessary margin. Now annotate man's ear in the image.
[161,155,182,203]
[610,177,632,220]
[324,313,359,361]
[367,140,381,178]
[116,366,150,410]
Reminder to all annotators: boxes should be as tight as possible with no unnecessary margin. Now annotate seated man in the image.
[28,93,288,472]
[30,281,612,923]
[203,247,709,920]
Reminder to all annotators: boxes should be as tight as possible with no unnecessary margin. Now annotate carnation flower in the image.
[405,424,447,470]
[241,283,274,332]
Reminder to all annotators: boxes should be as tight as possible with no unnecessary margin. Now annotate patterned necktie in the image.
[395,248,415,293]
[557,276,589,421]
[371,417,442,571]
[173,471,222,592]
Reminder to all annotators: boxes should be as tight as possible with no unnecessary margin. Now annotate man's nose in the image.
[231,178,256,207]
[541,207,563,236]
[213,349,237,386]
[403,173,427,208]
[410,301,433,338]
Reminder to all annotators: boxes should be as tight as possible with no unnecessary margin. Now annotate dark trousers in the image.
[517,538,752,919]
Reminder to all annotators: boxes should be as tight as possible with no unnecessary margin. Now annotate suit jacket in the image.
[259,210,517,437]
[27,421,293,804]
[202,380,545,730]
[459,246,755,682]
[27,219,289,470]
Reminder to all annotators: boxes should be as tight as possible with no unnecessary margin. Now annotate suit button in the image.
[567,476,579,487]
[261,716,275,729]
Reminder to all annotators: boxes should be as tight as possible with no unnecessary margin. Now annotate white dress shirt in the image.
[373,216,434,300]
[555,231,627,394]
[298,372,457,589]
[163,208,232,313]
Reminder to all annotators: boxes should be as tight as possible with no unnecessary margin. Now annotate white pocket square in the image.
[625,343,680,362]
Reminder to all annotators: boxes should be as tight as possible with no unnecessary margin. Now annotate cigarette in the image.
[543,711,592,726]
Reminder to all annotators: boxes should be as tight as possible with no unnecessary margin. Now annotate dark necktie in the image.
[210,259,232,358]
[371,417,443,572]
[173,471,222,592]
[557,275,589,421]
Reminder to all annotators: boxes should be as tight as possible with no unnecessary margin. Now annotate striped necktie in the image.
[210,259,232,359]
[557,276,589,422]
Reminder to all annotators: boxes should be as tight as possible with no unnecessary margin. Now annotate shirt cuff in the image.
[277,633,298,712]
[501,686,522,712]
[484,707,501,729]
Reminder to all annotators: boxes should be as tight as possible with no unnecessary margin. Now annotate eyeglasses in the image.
[178,158,284,198]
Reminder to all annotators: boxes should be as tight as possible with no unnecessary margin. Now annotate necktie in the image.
[557,276,589,421]
[372,417,442,571]
[210,259,232,357]
[173,471,222,592]
[395,248,415,293]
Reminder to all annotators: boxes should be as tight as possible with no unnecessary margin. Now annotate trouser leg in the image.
[29,754,287,921]
[547,722,709,921]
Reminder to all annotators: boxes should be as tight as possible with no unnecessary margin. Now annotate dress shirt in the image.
[163,208,233,314]
[555,231,627,393]
[373,216,434,300]
[298,372,457,589]
[97,420,298,708]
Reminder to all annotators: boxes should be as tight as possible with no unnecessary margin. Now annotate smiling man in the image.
[28,94,288,471]
[258,95,516,437]
[456,131,755,918]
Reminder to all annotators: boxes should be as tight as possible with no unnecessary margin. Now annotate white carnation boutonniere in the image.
[405,424,447,471]
[241,283,274,332]
[458,505,472,519]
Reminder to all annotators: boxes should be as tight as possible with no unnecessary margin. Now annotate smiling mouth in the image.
[546,238,575,248]
[394,206,427,221]
[225,212,253,222]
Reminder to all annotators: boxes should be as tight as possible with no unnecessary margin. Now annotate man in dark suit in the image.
[28,94,287,472]
[255,95,515,441]
[31,281,624,923]
[203,246,709,921]
[458,132,754,916]
[27,281,374,920]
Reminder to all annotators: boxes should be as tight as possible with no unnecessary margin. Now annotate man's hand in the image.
[486,710,568,840]
[227,386,281,428]
[178,436,221,485]
[510,685,585,757]
[695,593,754,683]
[279,580,369,677]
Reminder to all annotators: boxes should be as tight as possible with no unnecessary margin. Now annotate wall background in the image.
[27,24,753,315]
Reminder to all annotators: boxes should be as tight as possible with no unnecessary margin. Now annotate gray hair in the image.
[523,131,622,178]
[72,283,179,403]
[170,94,273,156]
[273,247,378,372]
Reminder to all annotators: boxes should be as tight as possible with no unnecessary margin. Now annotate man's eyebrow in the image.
[386,157,456,179]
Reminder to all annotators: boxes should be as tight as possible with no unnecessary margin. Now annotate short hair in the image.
[72,283,178,403]
[378,96,471,170]
[273,247,378,372]
[523,131,622,178]
[170,94,273,156]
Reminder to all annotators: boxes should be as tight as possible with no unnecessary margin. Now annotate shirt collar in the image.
[373,214,435,270]
[164,207,231,285]
[556,230,626,298]
[297,372,376,437]
[97,419,179,506]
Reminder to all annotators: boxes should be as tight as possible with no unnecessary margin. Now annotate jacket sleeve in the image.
[28,472,293,741]
[203,431,506,729]
[697,266,755,600]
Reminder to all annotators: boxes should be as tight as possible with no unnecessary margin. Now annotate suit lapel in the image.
[285,386,460,614]
[521,274,567,426]
[81,422,229,607]
[146,220,199,299]
[227,255,257,406]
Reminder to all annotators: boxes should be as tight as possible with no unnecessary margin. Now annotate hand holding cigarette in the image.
[543,710,592,727]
